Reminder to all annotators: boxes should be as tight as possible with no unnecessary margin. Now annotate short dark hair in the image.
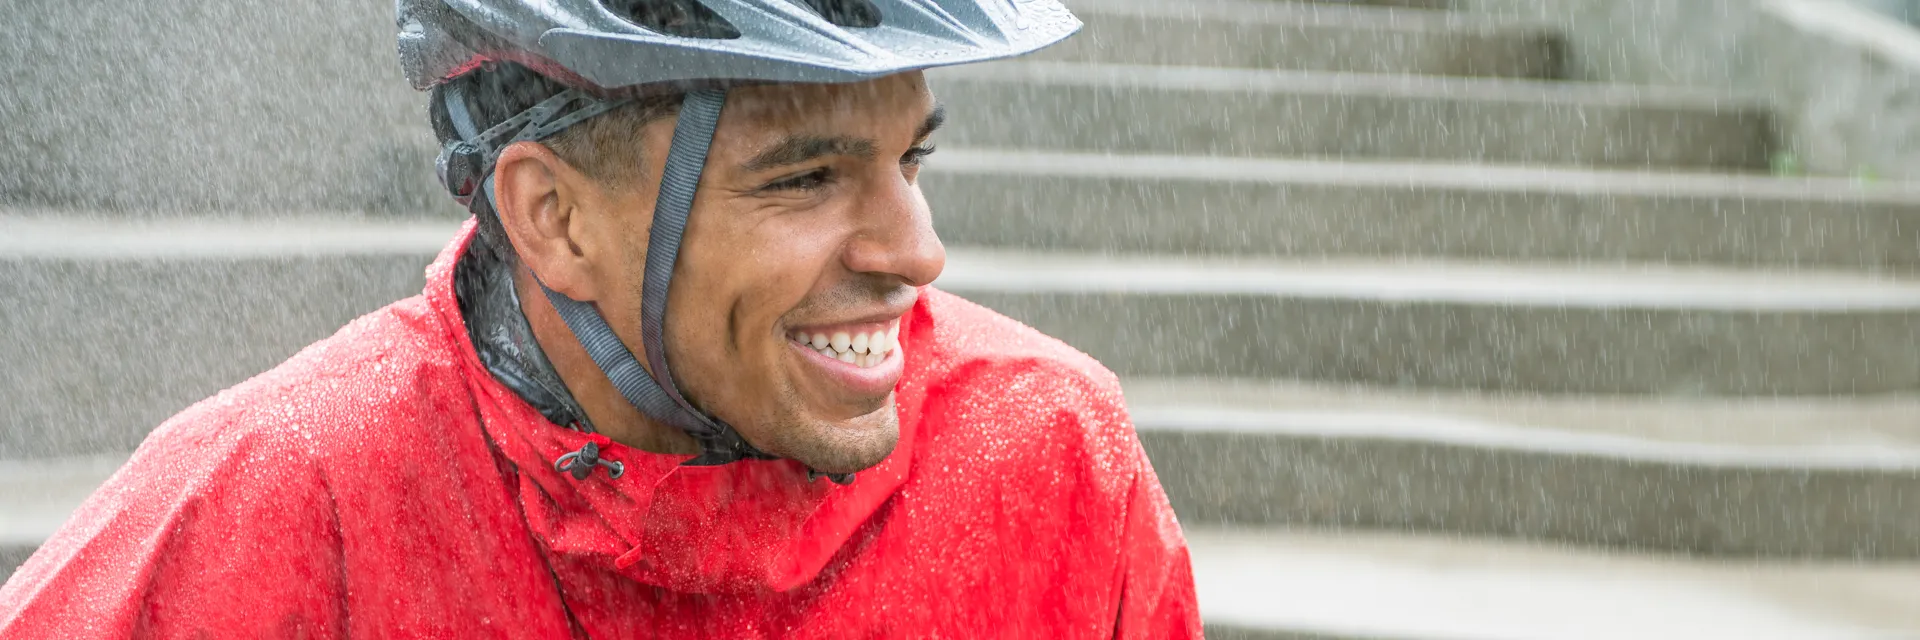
[429,63,682,259]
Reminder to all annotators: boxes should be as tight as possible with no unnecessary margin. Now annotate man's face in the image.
[589,72,945,474]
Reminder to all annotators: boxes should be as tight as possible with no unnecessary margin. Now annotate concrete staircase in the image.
[6,0,1920,637]
[927,0,1920,636]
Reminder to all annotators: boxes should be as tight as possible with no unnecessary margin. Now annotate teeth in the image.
[792,322,904,369]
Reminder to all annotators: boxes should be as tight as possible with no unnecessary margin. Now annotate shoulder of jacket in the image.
[911,290,1139,481]
[917,288,1121,393]
[143,296,476,474]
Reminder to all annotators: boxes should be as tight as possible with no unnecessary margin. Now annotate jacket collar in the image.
[421,221,926,594]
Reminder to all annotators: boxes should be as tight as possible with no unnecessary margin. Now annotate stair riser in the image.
[0,256,431,459]
[932,75,1775,170]
[6,439,1908,584]
[1196,626,1346,640]
[0,544,33,586]
[945,290,1920,395]
[7,252,1915,462]
[1312,0,1452,8]
[923,171,1920,271]
[1043,11,1562,78]
[5,260,1914,567]
[1141,428,1920,558]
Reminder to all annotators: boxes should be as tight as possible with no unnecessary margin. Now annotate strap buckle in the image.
[436,139,487,204]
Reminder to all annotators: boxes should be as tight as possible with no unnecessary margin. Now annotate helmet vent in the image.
[605,0,742,39]
[791,0,882,28]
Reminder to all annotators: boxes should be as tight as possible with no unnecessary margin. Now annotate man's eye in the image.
[902,144,937,167]
[762,168,832,193]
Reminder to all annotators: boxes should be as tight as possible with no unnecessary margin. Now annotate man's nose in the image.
[842,170,946,288]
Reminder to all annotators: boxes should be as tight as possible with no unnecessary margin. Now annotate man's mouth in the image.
[788,319,901,369]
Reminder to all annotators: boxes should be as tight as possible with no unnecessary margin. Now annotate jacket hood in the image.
[424,221,923,594]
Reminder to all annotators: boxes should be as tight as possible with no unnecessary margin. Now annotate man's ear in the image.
[493,140,604,301]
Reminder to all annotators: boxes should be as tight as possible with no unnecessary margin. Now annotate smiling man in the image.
[0,1,1199,637]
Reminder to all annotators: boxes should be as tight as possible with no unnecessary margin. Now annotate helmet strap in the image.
[531,90,778,467]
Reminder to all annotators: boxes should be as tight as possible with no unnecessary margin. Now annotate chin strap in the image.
[440,84,853,485]
[532,90,774,468]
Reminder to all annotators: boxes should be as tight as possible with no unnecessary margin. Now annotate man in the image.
[0,0,1200,636]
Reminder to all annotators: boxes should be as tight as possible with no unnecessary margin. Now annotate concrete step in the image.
[8,217,1919,461]
[0,455,123,583]
[1232,0,1455,8]
[931,61,1774,170]
[934,249,1920,395]
[45,146,1920,274]
[922,149,1920,272]
[0,216,446,459]
[1047,0,1563,78]
[1192,528,1920,639]
[9,218,1920,460]
[1130,377,1920,558]
[10,374,1920,580]
[1301,0,1452,8]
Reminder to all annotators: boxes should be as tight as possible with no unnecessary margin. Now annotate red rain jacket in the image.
[0,224,1201,638]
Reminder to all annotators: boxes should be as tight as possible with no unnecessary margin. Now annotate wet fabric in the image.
[0,222,1201,638]
[455,230,591,431]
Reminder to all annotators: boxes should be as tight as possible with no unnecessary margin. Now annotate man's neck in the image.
[508,265,701,456]
[455,240,698,456]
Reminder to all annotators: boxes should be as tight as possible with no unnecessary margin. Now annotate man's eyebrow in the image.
[738,103,947,173]
[916,103,946,141]
[742,136,877,173]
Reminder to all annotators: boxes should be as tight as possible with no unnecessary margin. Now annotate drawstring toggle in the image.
[556,433,625,480]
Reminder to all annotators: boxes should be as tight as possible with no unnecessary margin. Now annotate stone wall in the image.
[0,0,450,216]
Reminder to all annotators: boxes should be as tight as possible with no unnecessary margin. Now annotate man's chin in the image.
[773,414,902,475]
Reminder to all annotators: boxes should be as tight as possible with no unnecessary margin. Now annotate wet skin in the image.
[491,72,946,474]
